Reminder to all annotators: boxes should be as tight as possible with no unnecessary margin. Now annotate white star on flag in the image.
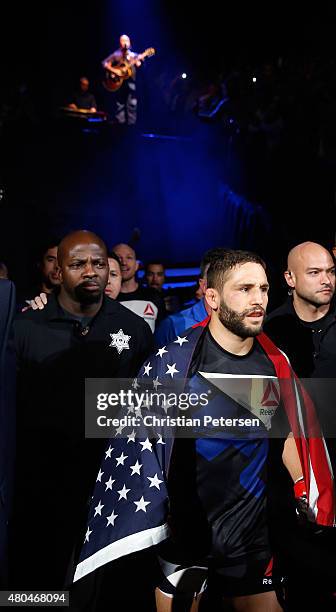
[127,430,136,443]
[130,460,142,475]
[117,484,131,500]
[115,452,128,466]
[174,336,188,346]
[153,376,162,391]
[105,476,115,491]
[162,401,170,414]
[134,496,151,513]
[109,329,131,354]
[147,474,163,490]
[141,396,151,410]
[166,363,179,378]
[76,406,171,579]
[140,438,153,452]
[115,424,126,436]
[143,363,153,376]
[132,378,140,390]
[84,527,92,542]
[105,446,113,459]
[106,510,118,527]
[96,469,104,482]
[157,435,165,445]
[94,500,104,516]
[156,346,168,358]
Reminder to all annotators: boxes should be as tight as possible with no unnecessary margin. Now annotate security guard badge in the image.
[109,329,131,354]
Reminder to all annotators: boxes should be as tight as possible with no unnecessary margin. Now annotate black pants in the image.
[275,524,336,611]
[69,549,161,611]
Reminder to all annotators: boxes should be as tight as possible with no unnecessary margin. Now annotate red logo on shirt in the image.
[143,303,155,317]
[261,381,280,407]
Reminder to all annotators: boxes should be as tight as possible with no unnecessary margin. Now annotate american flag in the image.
[258,332,336,527]
[74,427,170,581]
[74,334,193,582]
[74,325,335,582]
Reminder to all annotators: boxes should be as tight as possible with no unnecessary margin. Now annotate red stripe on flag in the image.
[257,332,335,526]
[193,316,210,329]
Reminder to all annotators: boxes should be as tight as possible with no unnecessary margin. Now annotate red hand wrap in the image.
[294,478,307,499]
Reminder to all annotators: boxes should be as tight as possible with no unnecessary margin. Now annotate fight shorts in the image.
[157,540,284,599]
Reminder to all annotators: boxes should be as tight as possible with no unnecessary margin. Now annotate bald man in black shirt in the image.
[11,230,153,591]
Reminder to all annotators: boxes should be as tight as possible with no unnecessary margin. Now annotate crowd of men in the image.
[1,233,336,611]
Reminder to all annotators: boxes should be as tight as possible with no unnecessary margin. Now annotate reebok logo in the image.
[143,303,155,317]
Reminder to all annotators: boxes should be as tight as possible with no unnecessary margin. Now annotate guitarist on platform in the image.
[102,34,142,125]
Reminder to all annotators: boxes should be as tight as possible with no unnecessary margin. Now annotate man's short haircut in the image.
[35,236,61,264]
[0,261,8,278]
[112,243,136,258]
[207,250,266,292]
[200,247,230,278]
[108,251,121,267]
[145,261,165,273]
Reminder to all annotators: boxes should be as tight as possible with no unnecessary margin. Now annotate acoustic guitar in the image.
[102,47,155,92]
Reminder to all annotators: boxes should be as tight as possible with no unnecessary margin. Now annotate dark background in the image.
[1,1,336,306]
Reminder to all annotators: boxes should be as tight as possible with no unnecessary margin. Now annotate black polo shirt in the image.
[264,297,336,377]
[11,294,153,588]
[15,292,152,374]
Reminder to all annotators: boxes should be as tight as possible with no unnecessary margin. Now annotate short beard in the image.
[121,272,135,283]
[74,285,102,305]
[218,301,264,338]
[295,288,333,309]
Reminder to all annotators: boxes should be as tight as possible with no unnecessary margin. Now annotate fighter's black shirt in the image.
[168,330,279,566]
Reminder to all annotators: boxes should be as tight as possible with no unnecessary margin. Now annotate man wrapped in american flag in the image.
[74,250,335,611]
